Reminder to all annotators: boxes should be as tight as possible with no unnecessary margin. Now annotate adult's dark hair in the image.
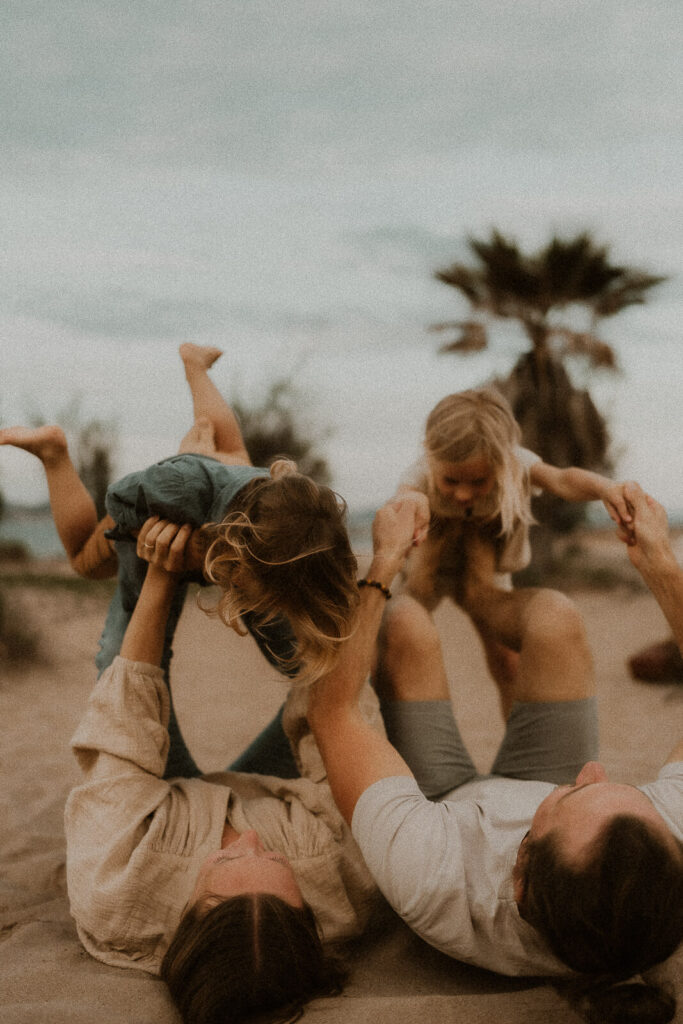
[520,815,683,1024]
[161,894,346,1024]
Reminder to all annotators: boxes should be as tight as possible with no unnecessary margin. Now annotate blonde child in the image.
[0,344,359,771]
[393,386,635,714]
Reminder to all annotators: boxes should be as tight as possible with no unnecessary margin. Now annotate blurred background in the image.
[1,0,681,557]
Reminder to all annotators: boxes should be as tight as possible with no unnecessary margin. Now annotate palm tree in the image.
[432,230,666,567]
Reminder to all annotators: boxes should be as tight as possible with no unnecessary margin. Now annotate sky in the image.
[1,0,682,514]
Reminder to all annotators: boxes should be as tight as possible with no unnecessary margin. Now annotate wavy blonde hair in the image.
[424,387,534,538]
[202,460,359,684]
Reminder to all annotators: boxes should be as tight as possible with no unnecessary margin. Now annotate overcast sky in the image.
[1,0,682,511]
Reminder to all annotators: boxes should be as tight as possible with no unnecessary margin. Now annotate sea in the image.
[3,502,682,562]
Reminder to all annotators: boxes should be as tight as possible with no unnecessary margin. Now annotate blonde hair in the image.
[424,387,534,537]
[202,463,359,685]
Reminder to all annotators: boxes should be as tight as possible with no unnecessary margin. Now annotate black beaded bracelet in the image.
[358,577,392,600]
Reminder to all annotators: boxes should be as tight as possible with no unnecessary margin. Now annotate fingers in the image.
[137,517,194,573]
[623,480,648,512]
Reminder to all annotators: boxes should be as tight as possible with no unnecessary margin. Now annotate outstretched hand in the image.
[136,516,194,575]
[602,481,636,544]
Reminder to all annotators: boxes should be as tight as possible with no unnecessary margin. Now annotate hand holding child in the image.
[136,516,195,575]
[396,489,430,546]
[601,481,636,543]
[622,483,676,578]
[371,497,423,582]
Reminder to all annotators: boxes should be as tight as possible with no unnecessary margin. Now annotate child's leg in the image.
[461,532,593,705]
[0,426,115,576]
[179,343,249,459]
[473,621,520,719]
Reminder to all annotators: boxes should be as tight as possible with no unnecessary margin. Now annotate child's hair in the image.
[424,387,534,537]
[161,893,346,1024]
[202,460,359,684]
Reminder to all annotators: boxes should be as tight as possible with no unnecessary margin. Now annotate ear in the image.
[269,458,298,480]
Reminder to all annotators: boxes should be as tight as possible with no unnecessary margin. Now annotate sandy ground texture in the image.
[1,560,682,1024]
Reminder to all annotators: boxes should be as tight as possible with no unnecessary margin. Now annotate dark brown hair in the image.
[161,894,346,1024]
[203,469,359,684]
[520,815,683,1023]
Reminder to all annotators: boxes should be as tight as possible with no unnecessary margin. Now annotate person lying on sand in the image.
[64,512,395,1024]
[303,482,682,1024]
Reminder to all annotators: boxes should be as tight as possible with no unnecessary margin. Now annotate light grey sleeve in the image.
[639,762,683,841]
[515,446,543,495]
[351,777,478,959]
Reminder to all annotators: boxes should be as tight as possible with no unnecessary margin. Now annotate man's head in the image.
[514,762,683,977]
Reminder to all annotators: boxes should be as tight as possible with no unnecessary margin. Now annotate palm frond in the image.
[554,329,618,369]
[436,320,488,354]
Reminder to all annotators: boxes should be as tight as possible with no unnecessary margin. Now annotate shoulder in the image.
[514,446,541,471]
[398,457,429,492]
[639,761,683,841]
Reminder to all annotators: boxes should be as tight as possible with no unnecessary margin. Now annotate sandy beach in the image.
[1,548,682,1023]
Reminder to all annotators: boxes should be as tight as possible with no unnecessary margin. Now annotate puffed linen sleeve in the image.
[64,656,228,972]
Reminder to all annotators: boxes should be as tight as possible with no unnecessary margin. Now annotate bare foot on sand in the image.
[179,343,223,371]
[177,416,218,456]
[0,425,68,466]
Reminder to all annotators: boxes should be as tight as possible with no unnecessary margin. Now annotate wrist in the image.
[367,553,403,586]
[638,545,680,583]
[142,563,179,599]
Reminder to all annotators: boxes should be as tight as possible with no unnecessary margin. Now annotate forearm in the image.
[119,565,179,665]
[545,466,614,503]
[308,552,411,821]
[309,553,399,715]
[636,549,683,656]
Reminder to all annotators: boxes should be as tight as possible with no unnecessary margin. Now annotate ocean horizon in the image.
[3,500,683,562]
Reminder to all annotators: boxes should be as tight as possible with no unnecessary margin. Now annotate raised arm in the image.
[120,518,195,664]
[530,461,634,538]
[307,499,419,823]
[624,484,683,654]
[624,483,683,765]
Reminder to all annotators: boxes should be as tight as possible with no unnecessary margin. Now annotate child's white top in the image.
[399,446,541,574]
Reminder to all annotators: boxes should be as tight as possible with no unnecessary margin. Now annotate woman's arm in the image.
[119,518,194,664]
[530,461,634,537]
[307,499,419,823]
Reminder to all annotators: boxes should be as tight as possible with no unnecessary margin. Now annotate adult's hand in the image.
[370,498,421,582]
[623,483,676,578]
[136,516,194,575]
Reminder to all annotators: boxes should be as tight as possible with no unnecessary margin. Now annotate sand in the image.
[1,560,681,1023]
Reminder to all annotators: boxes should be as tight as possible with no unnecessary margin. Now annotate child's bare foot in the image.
[0,425,68,466]
[179,343,223,372]
[177,417,218,456]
